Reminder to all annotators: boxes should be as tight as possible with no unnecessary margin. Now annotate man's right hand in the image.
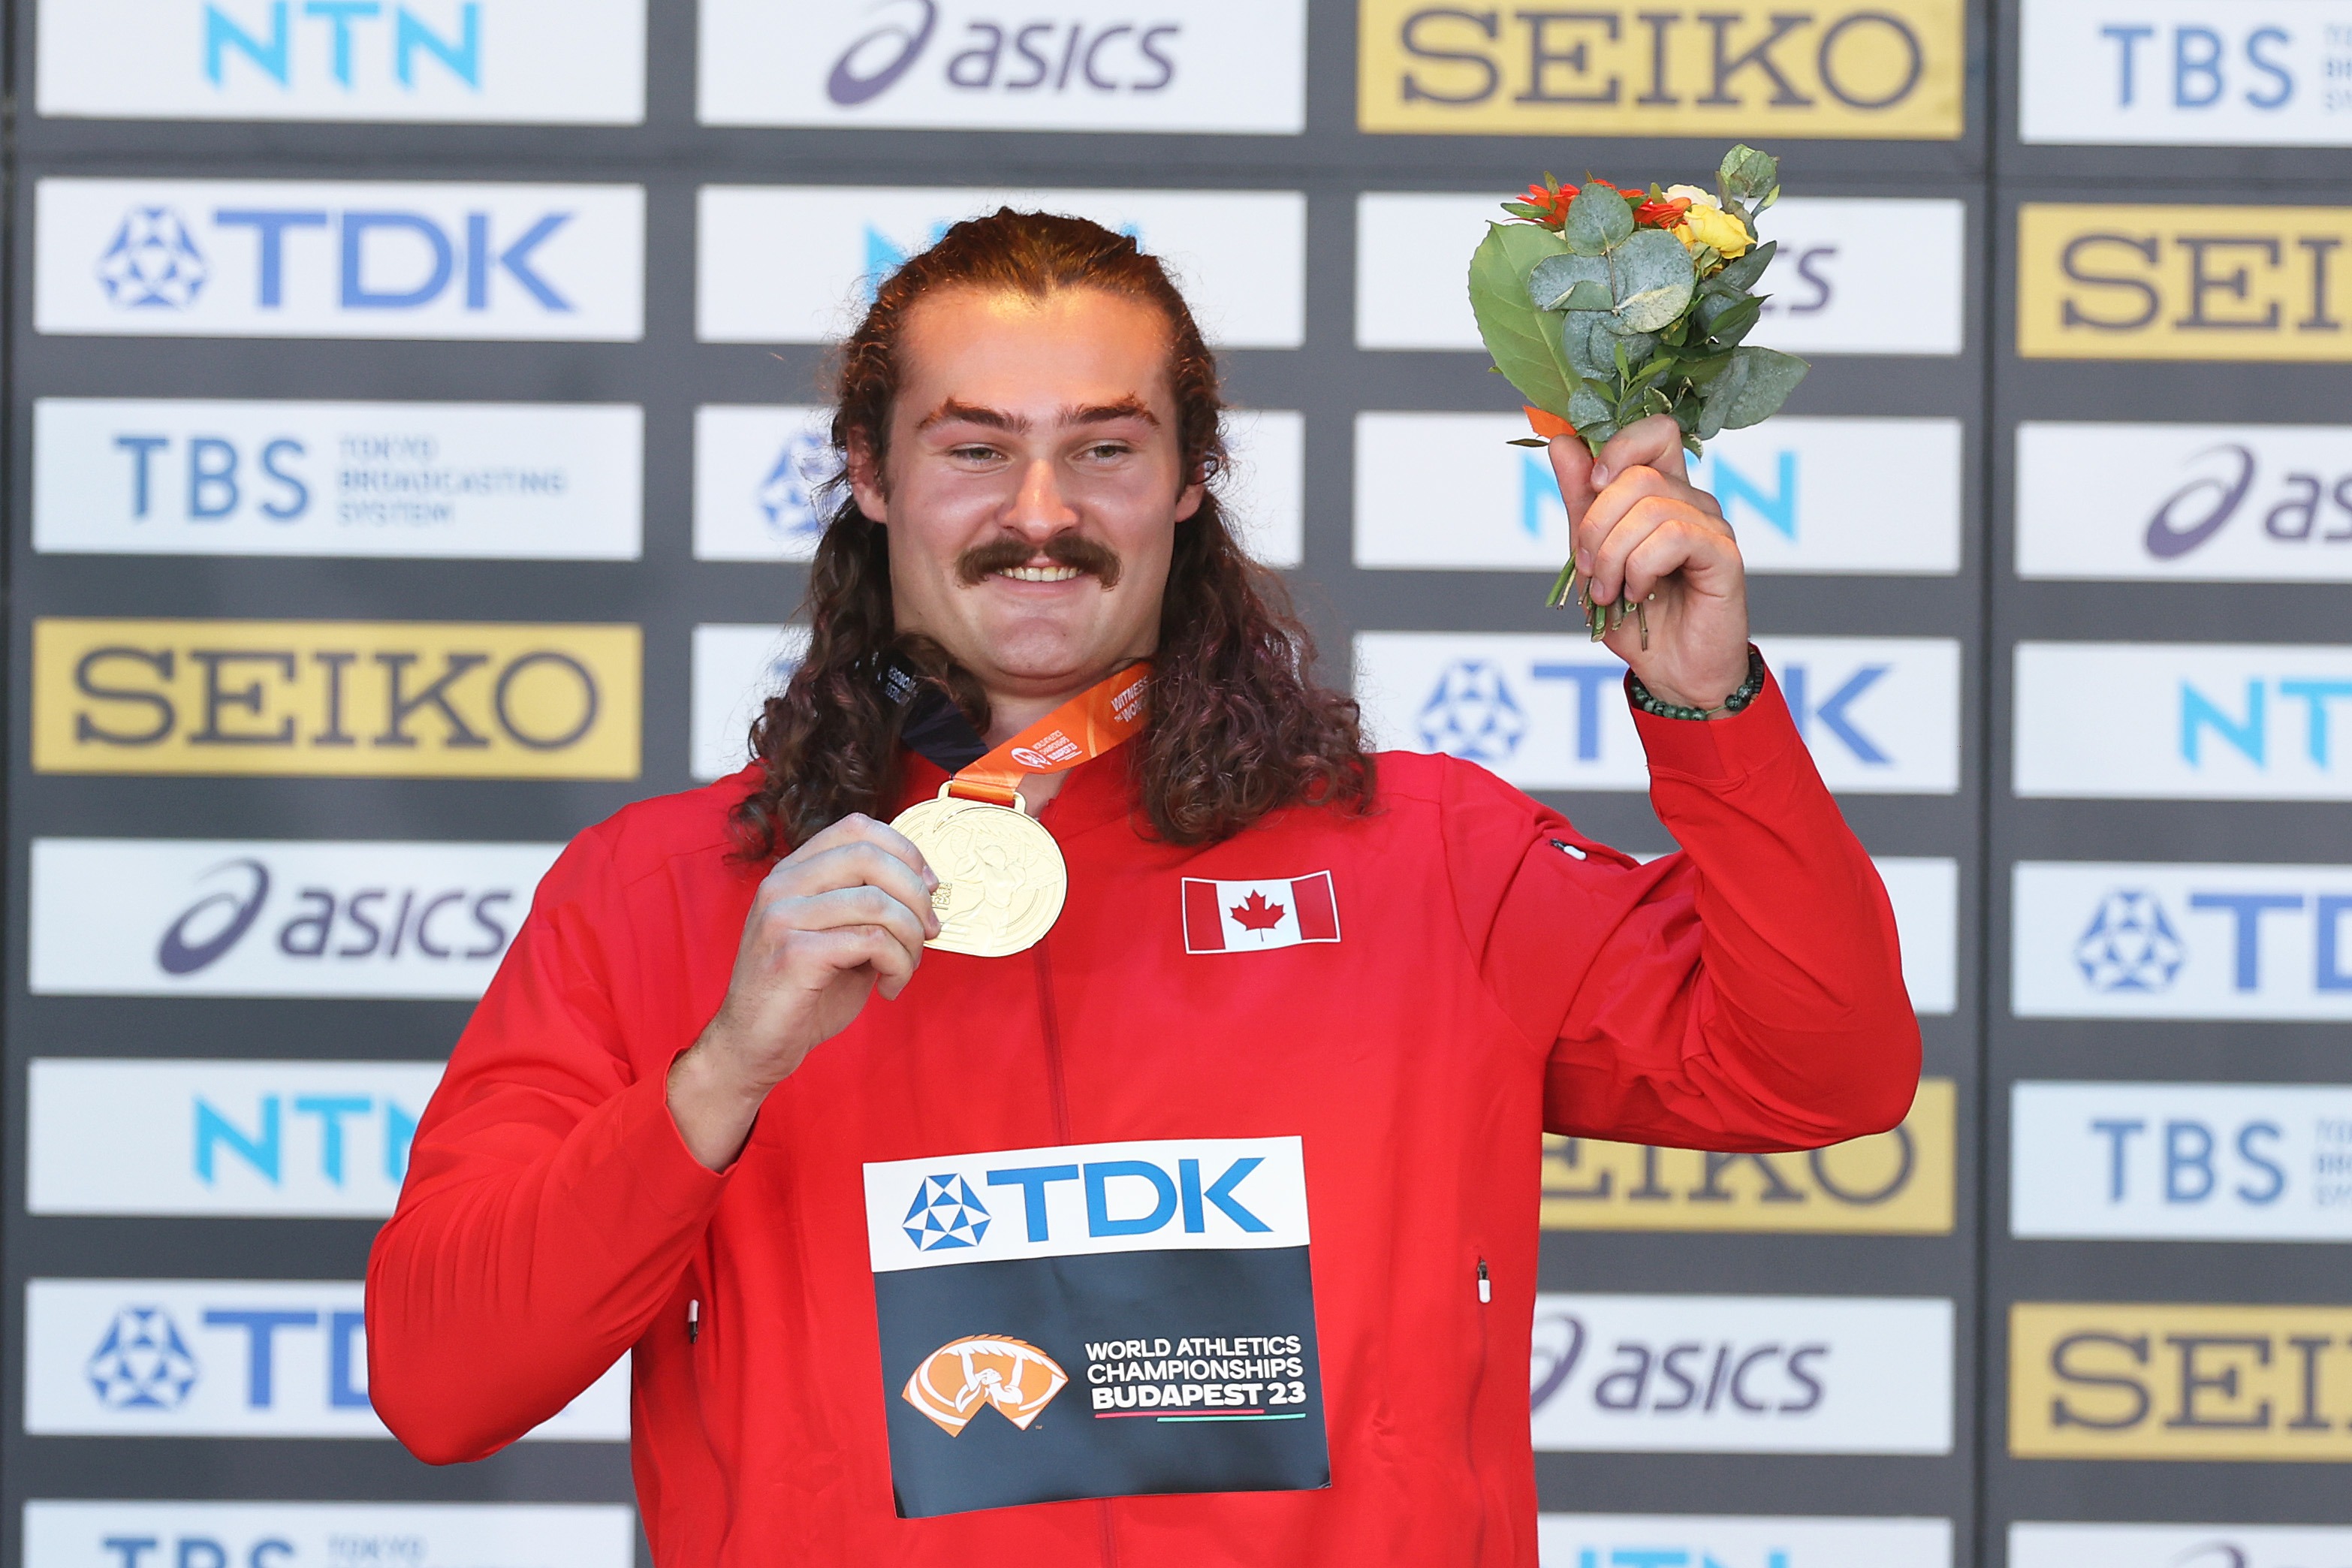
[666,813,940,1170]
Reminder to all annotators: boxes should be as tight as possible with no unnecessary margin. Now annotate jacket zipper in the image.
[1033,934,1110,1560]
[1467,1256,1491,1566]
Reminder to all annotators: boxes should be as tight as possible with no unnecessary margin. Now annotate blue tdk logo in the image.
[988,1157,1270,1243]
[903,1174,991,1251]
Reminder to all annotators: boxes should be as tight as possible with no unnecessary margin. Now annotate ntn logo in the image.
[1531,1313,1826,1415]
[1521,448,1798,541]
[2183,677,2352,767]
[160,856,518,972]
[207,2,482,90]
[101,204,574,312]
[828,1,1178,104]
[197,1092,421,1187]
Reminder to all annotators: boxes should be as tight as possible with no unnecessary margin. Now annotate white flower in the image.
[1664,184,1720,210]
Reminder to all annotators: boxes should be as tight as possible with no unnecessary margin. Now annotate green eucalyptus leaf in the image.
[1560,310,1634,380]
[1719,144,1778,202]
[1606,228,1696,333]
[1699,291,1766,345]
[1527,251,1611,310]
[1703,345,1809,430]
[1468,221,1588,421]
[1705,239,1778,296]
[1682,350,1736,387]
[1568,385,1615,430]
[1561,180,1634,255]
[1558,279,1616,312]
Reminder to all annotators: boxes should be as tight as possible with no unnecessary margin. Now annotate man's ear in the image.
[846,429,888,523]
[1174,478,1206,523]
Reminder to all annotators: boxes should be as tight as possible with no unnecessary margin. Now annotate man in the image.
[366,210,1919,1566]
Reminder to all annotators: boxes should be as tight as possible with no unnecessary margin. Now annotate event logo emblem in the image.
[158,859,272,976]
[86,1306,201,1410]
[903,1334,1067,1434]
[903,1173,991,1250]
[1419,660,1527,763]
[97,207,208,309]
[2074,889,2188,992]
[756,428,837,544]
[828,0,939,105]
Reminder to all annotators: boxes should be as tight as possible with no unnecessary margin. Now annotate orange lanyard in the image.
[943,662,1150,809]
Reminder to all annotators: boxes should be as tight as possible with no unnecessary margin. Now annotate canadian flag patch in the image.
[1181,872,1341,954]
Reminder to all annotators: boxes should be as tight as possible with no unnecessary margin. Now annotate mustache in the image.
[956,532,1124,588]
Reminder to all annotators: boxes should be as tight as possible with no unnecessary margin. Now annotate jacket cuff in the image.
[562,1064,732,1228]
[1627,667,1804,784]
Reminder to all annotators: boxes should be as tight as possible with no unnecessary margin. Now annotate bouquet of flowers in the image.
[1467,144,1808,622]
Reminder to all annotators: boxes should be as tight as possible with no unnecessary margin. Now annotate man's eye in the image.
[949,445,1002,462]
[1084,443,1131,460]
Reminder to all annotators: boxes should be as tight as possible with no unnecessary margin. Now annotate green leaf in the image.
[1705,239,1778,296]
[1559,310,1624,380]
[1561,179,1634,256]
[1500,201,1550,222]
[1703,345,1809,430]
[1606,228,1696,333]
[1681,350,1736,387]
[1527,251,1611,310]
[1699,291,1765,345]
[1613,337,1632,380]
[1719,144,1778,203]
[1467,221,1587,421]
[1504,436,1550,448]
[1558,279,1616,312]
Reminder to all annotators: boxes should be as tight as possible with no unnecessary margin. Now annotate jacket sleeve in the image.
[364,828,729,1464]
[1443,670,1921,1152]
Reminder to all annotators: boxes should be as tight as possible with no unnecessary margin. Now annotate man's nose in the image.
[1004,457,1078,538]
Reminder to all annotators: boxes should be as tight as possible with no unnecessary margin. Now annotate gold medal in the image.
[891,790,1068,958]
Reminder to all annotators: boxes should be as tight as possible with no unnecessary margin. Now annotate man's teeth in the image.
[999,565,1084,582]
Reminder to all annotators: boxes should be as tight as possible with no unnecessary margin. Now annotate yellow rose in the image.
[1673,202,1752,259]
[1663,184,1715,208]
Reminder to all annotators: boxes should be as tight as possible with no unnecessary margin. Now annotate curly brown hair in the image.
[731,209,1374,859]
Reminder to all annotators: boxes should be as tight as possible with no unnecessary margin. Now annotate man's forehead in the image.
[893,287,1178,430]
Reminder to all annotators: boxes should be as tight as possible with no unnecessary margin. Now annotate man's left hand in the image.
[1546,412,1750,710]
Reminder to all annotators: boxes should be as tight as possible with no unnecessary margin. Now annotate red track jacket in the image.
[366,672,1919,1566]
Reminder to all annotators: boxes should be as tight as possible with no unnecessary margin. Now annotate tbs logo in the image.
[828,0,1179,106]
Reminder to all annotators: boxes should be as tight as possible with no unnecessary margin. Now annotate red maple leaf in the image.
[1230,890,1286,933]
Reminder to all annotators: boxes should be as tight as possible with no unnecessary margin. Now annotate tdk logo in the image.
[88,1307,202,1410]
[97,202,574,315]
[758,426,838,544]
[98,210,209,309]
[2015,862,2352,1021]
[204,2,483,93]
[2074,890,2188,992]
[1396,641,1943,788]
[39,178,644,341]
[86,1301,367,1414]
[828,0,1178,105]
[908,1157,1271,1250]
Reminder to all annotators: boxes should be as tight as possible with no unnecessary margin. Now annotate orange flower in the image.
[1633,196,1693,228]
[1519,183,1574,229]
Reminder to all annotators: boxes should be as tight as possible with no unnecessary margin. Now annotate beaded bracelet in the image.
[1626,645,1767,722]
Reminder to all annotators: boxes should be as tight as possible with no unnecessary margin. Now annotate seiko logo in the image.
[2013,1303,2352,1459]
[1359,0,1962,137]
[34,617,640,779]
[2021,204,2352,360]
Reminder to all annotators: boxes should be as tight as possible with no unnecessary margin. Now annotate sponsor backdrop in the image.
[0,2,2326,1566]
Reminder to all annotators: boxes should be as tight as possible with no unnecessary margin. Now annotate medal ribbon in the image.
[933,662,1151,809]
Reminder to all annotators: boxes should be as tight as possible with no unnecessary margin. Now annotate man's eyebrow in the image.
[916,400,1025,433]
[1066,397,1159,428]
